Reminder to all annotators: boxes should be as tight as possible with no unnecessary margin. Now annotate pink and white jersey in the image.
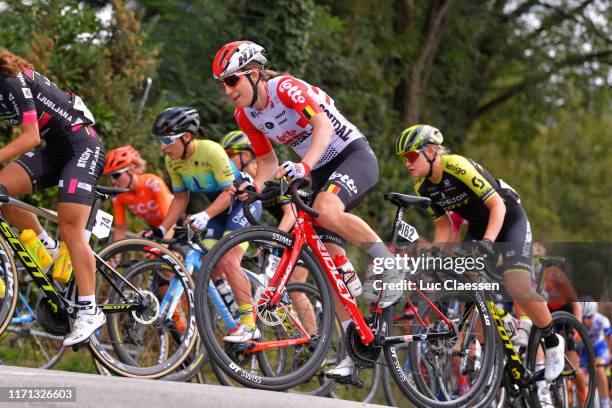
[234,75,364,169]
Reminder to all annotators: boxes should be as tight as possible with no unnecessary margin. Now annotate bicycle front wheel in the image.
[194,226,335,391]
[382,287,496,407]
[89,238,197,378]
[0,234,19,337]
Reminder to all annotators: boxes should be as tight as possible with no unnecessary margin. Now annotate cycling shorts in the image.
[310,138,379,248]
[16,125,105,206]
[465,204,533,275]
[311,138,379,211]
[204,201,263,242]
[581,339,609,365]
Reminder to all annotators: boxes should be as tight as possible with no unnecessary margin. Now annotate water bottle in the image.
[264,248,281,281]
[52,242,73,284]
[20,229,52,269]
[501,312,517,339]
[215,279,238,316]
[334,254,362,297]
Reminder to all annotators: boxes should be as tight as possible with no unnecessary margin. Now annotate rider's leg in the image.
[0,163,46,233]
[596,356,610,408]
[505,269,564,381]
[58,203,96,295]
[313,192,403,307]
[289,265,317,335]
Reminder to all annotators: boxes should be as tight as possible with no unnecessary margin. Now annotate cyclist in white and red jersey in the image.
[214,40,404,379]
[0,50,105,346]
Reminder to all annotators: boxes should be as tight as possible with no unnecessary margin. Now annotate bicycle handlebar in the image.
[237,178,320,226]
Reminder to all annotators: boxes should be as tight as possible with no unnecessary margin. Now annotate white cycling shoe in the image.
[325,356,355,379]
[544,334,565,382]
[223,325,261,343]
[378,268,407,308]
[63,307,106,346]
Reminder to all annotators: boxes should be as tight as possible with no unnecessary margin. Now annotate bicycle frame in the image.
[265,209,454,347]
[0,195,153,317]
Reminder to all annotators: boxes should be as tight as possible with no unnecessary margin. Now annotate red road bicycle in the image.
[193,178,496,406]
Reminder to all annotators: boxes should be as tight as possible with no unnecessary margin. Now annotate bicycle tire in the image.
[194,226,334,391]
[526,310,596,408]
[0,234,19,336]
[88,238,197,378]
[382,288,496,407]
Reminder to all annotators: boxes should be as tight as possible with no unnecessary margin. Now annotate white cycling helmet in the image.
[212,41,267,79]
[581,301,597,318]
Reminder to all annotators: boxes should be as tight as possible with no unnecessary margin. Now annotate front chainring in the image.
[36,298,70,336]
[345,322,380,369]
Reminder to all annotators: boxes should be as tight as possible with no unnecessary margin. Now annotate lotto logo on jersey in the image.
[279,79,306,104]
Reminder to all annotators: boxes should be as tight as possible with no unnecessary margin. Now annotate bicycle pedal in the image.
[71,338,90,352]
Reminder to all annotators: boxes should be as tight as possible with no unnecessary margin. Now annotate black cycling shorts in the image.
[465,204,533,275]
[16,125,105,206]
[310,138,379,248]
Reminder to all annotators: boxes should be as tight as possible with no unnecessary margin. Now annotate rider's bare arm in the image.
[0,122,41,162]
[483,192,506,242]
[161,190,189,232]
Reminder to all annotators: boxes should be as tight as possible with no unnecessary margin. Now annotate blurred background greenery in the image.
[0,0,610,242]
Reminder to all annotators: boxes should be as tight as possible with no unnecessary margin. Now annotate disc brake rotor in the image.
[131,290,159,324]
[255,287,288,326]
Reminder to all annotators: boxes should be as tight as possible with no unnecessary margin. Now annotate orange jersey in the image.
[112,173,173,228]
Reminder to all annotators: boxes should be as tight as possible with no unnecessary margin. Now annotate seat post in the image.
[389,205,405,242]
[85,196,103,233]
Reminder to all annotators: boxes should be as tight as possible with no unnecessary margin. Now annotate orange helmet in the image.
[104,145,143,175]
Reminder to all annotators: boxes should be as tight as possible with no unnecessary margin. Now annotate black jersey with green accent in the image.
[414,154,519,230]
[265,194,292,223]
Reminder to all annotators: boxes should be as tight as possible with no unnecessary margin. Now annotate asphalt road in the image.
[0,365,387,408]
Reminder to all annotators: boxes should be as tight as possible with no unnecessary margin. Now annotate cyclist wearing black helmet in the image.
[150,107,262,342]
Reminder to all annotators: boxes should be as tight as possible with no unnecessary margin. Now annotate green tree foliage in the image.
[0,0,608,242]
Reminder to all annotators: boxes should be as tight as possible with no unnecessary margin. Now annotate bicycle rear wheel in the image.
[194,226,334,391]
[89,238,197,378]
[526,310,596,408]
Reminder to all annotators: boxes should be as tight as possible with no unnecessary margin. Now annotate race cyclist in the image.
[0,50,105,346]
[220,130,316,335]
[395,124,565,382]
[104,145,173,241]
[148,107,262,342]
[214,40,404,379]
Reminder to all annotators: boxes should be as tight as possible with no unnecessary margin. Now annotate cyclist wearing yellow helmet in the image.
[396,124,565,383]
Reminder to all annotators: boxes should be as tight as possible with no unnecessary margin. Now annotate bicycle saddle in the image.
[95,185,129,199]
[384,192,431,209]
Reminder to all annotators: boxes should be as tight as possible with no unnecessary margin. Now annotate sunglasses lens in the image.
[159,135,180,146]
[223,75,240,87]
[111,172,123,180]
[406,151,420,163]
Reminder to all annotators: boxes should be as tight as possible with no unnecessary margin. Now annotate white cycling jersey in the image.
[586,313,612,344]
[234,75,364,169]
